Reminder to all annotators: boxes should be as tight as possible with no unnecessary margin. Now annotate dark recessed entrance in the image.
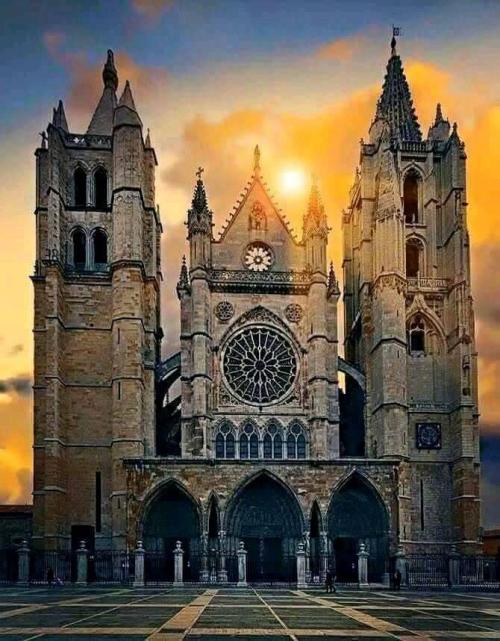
[226,473,303,583]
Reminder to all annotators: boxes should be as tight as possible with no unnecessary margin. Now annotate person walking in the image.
[46,567,54,587]
[325,568,335,593]
[393,568,402,591]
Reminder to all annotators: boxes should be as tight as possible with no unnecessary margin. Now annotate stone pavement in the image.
[0,585,498,640]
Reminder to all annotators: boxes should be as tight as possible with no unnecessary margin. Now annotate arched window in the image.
[93,229,108,267]
[286,422,307,459]
[403,170,420,224]
[240,423,259,459]
[214,423,236,459]
[408,315,425,354]
[94,167,108,209]
[263,423,283,459]
[74,167,87,207]
[406,239,422,277]
[73,229,86,270]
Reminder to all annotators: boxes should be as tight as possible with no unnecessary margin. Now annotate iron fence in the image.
[30,549,74,584]
[459,555,500,588]
[406,554,450,588]
[88,550,134,584]
[0,549,17,584]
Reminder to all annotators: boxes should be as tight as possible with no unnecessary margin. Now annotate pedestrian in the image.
[394,568,402,591]
[325,568,333,593]
[47,567,54,587]
[331,571,337,593]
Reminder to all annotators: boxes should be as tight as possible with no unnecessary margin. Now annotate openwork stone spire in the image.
[187,167,213,238]
[377,36,422,142]
[303,177,328,241]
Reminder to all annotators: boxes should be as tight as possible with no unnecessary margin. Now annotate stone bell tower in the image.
[343,35,480,552]
[32,51,162,551]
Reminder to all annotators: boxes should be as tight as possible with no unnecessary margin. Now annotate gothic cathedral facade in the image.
[32,40,481,583]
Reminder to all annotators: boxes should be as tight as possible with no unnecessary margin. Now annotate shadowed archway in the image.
[142,481,201,582]
[225,472,304,583]
[328,473,389,582]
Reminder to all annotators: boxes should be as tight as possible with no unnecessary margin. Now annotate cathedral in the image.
[31,37,481,584]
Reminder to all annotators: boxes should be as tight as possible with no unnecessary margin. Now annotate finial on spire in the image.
[435,103,443,124]
[391,25,400,57]
[196,166,204,181]
[328,261,340,296]
[103,49,118,91]
[176,255,190,296]
[253,145,261,175]
[145,128,151,147]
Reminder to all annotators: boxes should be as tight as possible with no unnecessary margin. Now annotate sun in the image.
[281,168,306,194]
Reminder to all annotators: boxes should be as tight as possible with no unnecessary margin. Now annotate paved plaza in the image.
[0,586,498,641]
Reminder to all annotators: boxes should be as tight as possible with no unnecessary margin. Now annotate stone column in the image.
[237,541,247,587]
[133,540,145,587]
[357,542,369,588]
[303,532,311,584]
[200,532,209,583]
[296,542,307,589]
[173,540,184,586]
[217,530,228,583]
[448,544,460,587]
[17,539,30,586]
[319,531,329,584]
[395,545,407,587]
[76,540,88,586]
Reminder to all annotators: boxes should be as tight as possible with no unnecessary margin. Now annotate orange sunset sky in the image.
[0,0,499,526]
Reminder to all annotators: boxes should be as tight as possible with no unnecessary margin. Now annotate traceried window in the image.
[93,229,108,268]
[263,423,283,459]
[94,167,108,209]
[406,239,422,277]
[74,167,87,207]
[408,315,425,354]
[73,228,86,270]
[240,423,259,460]
[214,423,235,459]
[403,170,420,224]
[287,422,307,459]
[222,326,297,405]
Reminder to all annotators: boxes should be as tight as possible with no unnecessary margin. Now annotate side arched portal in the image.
[328,474,389,582]
[226,472,303,583]
[143,482,200,582]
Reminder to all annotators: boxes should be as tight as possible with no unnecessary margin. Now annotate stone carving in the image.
[215,301,234,322]
[285,304,303,323]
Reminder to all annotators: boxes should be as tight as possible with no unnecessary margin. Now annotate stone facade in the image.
[31,39,481,582]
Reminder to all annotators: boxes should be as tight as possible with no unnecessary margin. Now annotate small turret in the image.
[176,256,190,298]
[87,50,118,135]
[52,100,69,132]
[187,168,212,269]
[303,178,328,273]
[428,102,450,142]
[114,81,142,129]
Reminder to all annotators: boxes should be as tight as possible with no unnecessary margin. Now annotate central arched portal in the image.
[143,482,200,582]
[328,474,389,582]
[226,473,303,583]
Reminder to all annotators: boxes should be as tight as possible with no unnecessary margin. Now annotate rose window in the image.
[244,242,273,272]
[222,326,297,405]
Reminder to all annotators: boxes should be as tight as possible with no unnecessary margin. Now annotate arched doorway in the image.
[328,474,388,582]
[143,482,200,582]
[226,473,303,583]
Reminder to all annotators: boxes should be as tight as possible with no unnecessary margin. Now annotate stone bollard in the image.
[173,540,184,586]
[17,539,30,586]
[237,541,247,587]
[395,545,407,587]
[296,541,307,589]
[357,542,369,588]
[448,544,460,587]
[134,540,145,587]
[76,540,88,586]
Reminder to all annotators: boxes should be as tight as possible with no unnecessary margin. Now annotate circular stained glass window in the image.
[222,326,298,405]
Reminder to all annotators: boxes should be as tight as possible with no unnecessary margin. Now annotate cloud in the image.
[0,376,32,398]
[8,344,24,356]
[131,0,174,20]
[42,31,169,130]
[315,32,371,62]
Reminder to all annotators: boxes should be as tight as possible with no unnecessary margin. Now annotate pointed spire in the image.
[253,144,261,177]
[435,103,444,125]
[375,40,422,142]
[303,176,328,241]
[52,100,68,131]
[176,255,190,297]
[187,167,213,238]
[328,261,340,296]
[428,102,450,142]
[114,80,142,128]
[145,128,151,147]
[102,49,118,91]
[87,50,118,135]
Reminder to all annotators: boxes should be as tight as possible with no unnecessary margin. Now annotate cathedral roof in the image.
[87,50,118,135]
[376,36,422,142]
[217,146,299,244]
